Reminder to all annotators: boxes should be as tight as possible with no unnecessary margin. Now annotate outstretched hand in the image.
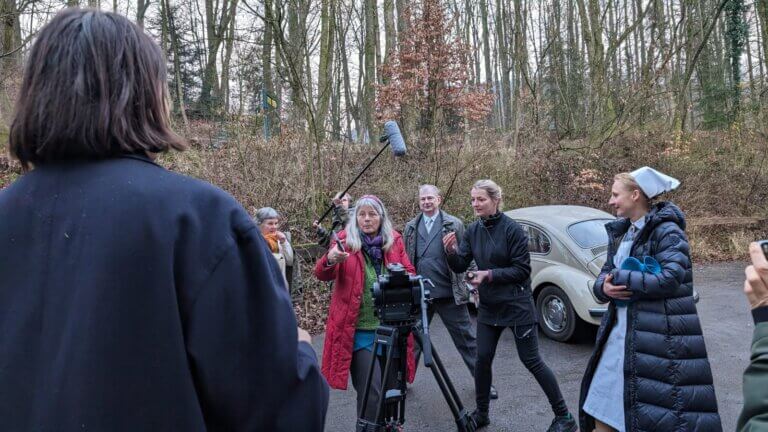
[327,244,349,265]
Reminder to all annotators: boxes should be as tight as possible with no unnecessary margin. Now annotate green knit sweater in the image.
[356,255,381,330]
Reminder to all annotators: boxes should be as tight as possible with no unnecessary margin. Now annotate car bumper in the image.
[588,308,607,318]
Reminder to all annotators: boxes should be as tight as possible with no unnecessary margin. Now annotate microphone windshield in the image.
[383,121,407,157]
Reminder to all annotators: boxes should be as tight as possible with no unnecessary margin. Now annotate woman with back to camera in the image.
[0,9,327,431]
[578,167,721,432]
[314,194,417,425]
[443,179,577,431]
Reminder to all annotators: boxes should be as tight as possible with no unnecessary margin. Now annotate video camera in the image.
[372,263,431,326]
[360,263,476,431]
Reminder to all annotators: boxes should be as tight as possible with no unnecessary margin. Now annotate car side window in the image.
[520,223,551,254]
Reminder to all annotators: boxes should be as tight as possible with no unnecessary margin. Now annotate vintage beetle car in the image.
[506,205,699,342]
[505,206,614,342]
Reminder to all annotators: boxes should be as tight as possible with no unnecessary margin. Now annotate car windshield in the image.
[567,219,614,249]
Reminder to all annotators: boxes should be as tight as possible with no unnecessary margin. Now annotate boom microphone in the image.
[315,121,407,225]
[381,121,407,156]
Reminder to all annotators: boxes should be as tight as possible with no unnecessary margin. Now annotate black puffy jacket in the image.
[579,202,722,432]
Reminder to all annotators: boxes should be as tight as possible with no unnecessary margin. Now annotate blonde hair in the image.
[345,196,395,252]
[614,172,651,206]
[472,179,503,212]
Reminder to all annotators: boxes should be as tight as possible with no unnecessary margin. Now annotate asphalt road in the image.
[313,262,752,431]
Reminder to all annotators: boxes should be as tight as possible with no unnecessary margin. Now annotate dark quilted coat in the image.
[579,202,722,432]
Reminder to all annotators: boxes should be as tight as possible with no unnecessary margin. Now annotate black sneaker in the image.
[489,385,498,400]
[471,409,490,429]
[547,413,577,432]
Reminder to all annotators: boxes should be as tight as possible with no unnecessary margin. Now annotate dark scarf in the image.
[361,232,384,271]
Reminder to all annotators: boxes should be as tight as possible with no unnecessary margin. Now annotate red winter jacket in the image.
[314,229,417,390]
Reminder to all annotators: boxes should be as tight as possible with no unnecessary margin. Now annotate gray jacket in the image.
[403,210,474,305]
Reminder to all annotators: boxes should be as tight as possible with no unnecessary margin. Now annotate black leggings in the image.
[475,322,568,417]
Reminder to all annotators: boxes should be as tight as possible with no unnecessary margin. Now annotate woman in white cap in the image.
[578,167,722,432]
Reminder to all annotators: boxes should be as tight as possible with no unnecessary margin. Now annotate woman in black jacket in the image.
[444,179,576,432]
[578,168,721,432]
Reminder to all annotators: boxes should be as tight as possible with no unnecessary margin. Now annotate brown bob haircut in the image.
[9,8,185,169]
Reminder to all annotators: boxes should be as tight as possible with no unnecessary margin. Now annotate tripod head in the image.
[372,264,436,366]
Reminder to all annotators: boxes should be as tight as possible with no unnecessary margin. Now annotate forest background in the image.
[0,0,766,330]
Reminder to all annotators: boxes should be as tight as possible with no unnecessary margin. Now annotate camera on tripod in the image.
[358,263,476,432]
[372,263,430,325]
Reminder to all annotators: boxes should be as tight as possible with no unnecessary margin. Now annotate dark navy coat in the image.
[579,202,721,431]
[0,155,329,431]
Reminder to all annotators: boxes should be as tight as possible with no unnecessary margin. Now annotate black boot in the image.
[471,409,490,429]
[547,413,577,432]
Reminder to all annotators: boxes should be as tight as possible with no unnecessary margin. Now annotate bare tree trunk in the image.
[137,0,148,28]
[757,0,768,86]
[756,2,766,81]
[383,0,396,62]
[363,0,377,142]
[746,5,756,106]
[467,0,481,86]
[316,0,335,142]
[262,0,274,96]
[373,0,381,83]
[496,0,512,129]
[0,0,21,127]
[162,0,188,126]
[673,0,729,132]
[199,0,236,115]
[336,4,356,140]
[511,0,525,148]
[220,0,238,113]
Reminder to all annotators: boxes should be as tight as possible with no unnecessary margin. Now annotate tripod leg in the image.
[427,340,466,413]
[374,328,398,425]
[412,330,476,432]
[358,338,381,420]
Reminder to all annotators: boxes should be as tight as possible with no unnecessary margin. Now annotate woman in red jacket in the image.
[314,194,416,422]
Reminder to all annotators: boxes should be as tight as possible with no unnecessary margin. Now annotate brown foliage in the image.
[2,122,766,333]
[376,0,494,129]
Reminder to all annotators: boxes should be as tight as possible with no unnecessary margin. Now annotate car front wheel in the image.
[536,285,583,342]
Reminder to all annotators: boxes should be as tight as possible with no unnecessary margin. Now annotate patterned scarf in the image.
[263,233,280,253]
[361,232,384,267]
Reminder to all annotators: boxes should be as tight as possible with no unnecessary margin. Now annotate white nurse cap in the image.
[630,166,680,199]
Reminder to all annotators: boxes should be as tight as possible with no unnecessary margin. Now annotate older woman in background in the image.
[314,194,416,425]
[256,207,294,281]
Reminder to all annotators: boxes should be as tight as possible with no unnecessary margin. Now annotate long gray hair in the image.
[345,195,395,252]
